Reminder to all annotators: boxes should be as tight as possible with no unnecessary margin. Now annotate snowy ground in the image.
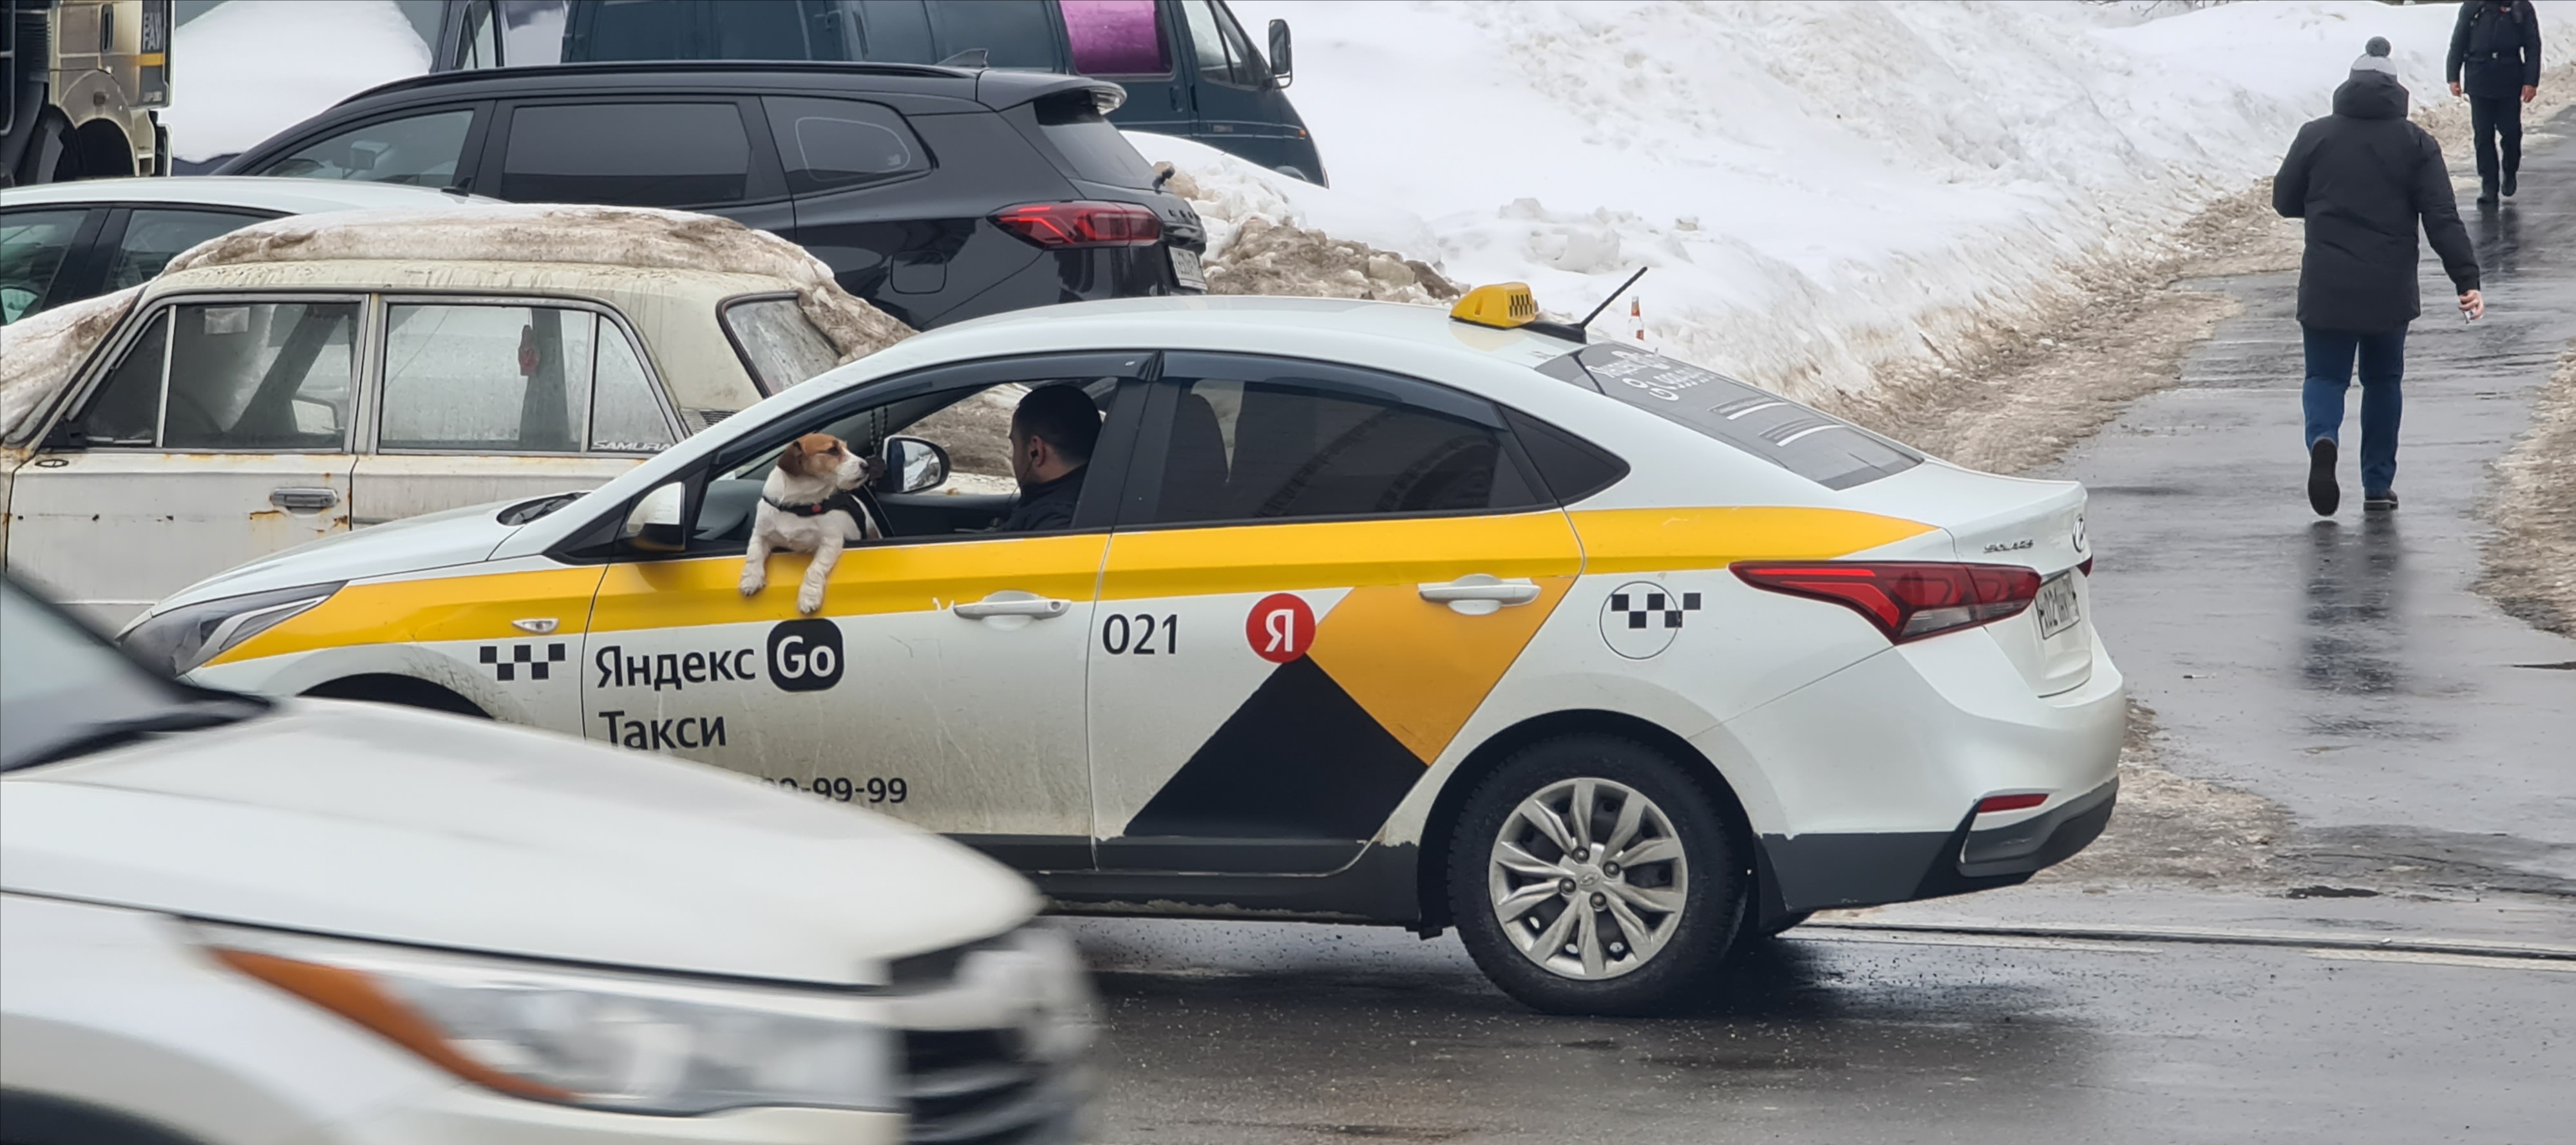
[162,0,2575,415]
[1185,0,2576,403]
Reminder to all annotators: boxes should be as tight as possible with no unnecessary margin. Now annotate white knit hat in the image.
[2351,36,2398,75]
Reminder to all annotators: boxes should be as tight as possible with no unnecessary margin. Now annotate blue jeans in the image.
[2301,325,2407,495]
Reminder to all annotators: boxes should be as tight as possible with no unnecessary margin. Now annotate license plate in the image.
[2034,574,2081,639]
[1170,247,1207,292]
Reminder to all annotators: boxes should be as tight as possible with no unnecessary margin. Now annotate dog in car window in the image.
[741,433,883,615]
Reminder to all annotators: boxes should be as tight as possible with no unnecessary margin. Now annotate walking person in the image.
[2273,39,2482,516]
[2448,0,2544,204]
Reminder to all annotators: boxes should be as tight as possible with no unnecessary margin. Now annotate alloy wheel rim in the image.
[1486,777,1689,981]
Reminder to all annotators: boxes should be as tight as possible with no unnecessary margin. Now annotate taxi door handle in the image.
[952,596,1071,620]
[1419,576,1541,610]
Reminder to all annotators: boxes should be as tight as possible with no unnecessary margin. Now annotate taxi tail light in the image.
[1731,561,2041,644]
[992,201,1162,248]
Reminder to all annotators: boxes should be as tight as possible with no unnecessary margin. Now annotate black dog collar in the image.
[764,491,866,518]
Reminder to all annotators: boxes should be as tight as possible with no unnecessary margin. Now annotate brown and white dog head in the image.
[776,433,883,491]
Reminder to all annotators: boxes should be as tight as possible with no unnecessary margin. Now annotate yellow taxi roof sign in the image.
[1450,282,1538,329]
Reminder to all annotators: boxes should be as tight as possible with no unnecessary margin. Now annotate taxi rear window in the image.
[1537,345,1921,489]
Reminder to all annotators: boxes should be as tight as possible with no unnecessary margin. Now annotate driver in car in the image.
[993,385,1100,533]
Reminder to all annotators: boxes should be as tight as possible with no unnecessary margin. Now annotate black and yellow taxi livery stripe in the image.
[587,534,1108,633]
[1567,506,1936,573]
[207,566,608,667]
[1095,511,1582,603]
[1114,504,1935,849]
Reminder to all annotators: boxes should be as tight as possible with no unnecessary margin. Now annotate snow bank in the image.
[1136,135,1456,303]
[1200,0,2576,402]
[164,0,430,163]
[164,203,912,361]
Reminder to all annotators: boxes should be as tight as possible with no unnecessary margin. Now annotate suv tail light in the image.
[992,201,1162,249]
[1731,561,2042,644]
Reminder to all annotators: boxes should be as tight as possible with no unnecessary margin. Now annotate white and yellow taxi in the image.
[125,286,2123,1014]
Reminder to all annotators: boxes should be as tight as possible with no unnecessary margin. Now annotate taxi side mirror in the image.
[1267,19,1293,88]
[882,435,949,495]
[621,482,688,553]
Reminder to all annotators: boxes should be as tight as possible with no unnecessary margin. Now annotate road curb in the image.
[1798,920,2576,961]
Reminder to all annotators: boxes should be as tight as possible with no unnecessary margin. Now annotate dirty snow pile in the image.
[1161,0,2576,402]
[165,203,912,361]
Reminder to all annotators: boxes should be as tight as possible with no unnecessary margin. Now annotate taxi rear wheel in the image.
[1446,734,1745,1015]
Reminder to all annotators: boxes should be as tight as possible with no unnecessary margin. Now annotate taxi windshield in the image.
[1538,344,1922,489]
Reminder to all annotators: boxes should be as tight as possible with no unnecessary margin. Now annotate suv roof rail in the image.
[346,59,1126,115]
[352,59,974,101]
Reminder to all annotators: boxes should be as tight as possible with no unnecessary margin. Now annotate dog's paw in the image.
[796,586,825,615]
[739,571,766,597]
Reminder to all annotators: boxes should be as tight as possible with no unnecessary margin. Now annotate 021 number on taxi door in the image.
[1101,613,1177,656]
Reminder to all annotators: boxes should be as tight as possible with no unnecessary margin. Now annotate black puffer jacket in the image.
[2273,72,2479,333]
[2448,0,2544,100]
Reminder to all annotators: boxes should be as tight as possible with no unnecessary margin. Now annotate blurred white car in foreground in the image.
[0,577,1088,1144]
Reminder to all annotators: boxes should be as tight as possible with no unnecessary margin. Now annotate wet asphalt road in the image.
[1073,918,2574,1144]
[2047,110,2576,891]
[1070,113,2576,1142]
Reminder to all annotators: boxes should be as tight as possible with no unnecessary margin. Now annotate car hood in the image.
[147,497,531,618]
[0,701,1037,985]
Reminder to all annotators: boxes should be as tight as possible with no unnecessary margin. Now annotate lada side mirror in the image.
[621,482,688,553]
[1267,19,1294,88]
[882,435,949,495]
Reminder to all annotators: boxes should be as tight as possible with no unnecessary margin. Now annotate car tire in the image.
[1446,733,1745,1016]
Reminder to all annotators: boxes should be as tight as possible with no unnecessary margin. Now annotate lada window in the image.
[71,301,359,451]
[377,303,671,455]
[721,296,842,395]
[1139,358,1546,525]
[1537,343,1922,490]
[261,109,477,186]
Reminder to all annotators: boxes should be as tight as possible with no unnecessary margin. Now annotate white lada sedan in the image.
[0,204,905,627]
[126,285,2124,1014]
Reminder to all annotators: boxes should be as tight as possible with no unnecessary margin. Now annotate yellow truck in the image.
[1,0,169,185]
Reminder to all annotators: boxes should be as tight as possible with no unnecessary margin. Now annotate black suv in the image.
[214,62,1208,329]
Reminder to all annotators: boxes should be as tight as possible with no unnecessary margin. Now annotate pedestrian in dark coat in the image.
[2447,0,2544,202]
[2273,46,2482,516]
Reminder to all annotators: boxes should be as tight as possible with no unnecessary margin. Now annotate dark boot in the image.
[2478,178,2500,205]
[2363,489,2398,512]
[2308,439,2340,517]
[2503,171,2518,198]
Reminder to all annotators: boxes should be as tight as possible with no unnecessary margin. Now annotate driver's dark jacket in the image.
[994,466,1085,533]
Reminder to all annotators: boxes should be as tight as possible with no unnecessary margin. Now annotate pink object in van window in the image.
[1064,0,1170,75]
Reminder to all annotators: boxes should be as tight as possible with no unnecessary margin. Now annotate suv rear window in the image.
[1027,94,1157,187]
[1538,345,1922,489]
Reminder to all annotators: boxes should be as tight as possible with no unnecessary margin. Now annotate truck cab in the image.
[1,0,173,186]
[430,0,1325,184]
